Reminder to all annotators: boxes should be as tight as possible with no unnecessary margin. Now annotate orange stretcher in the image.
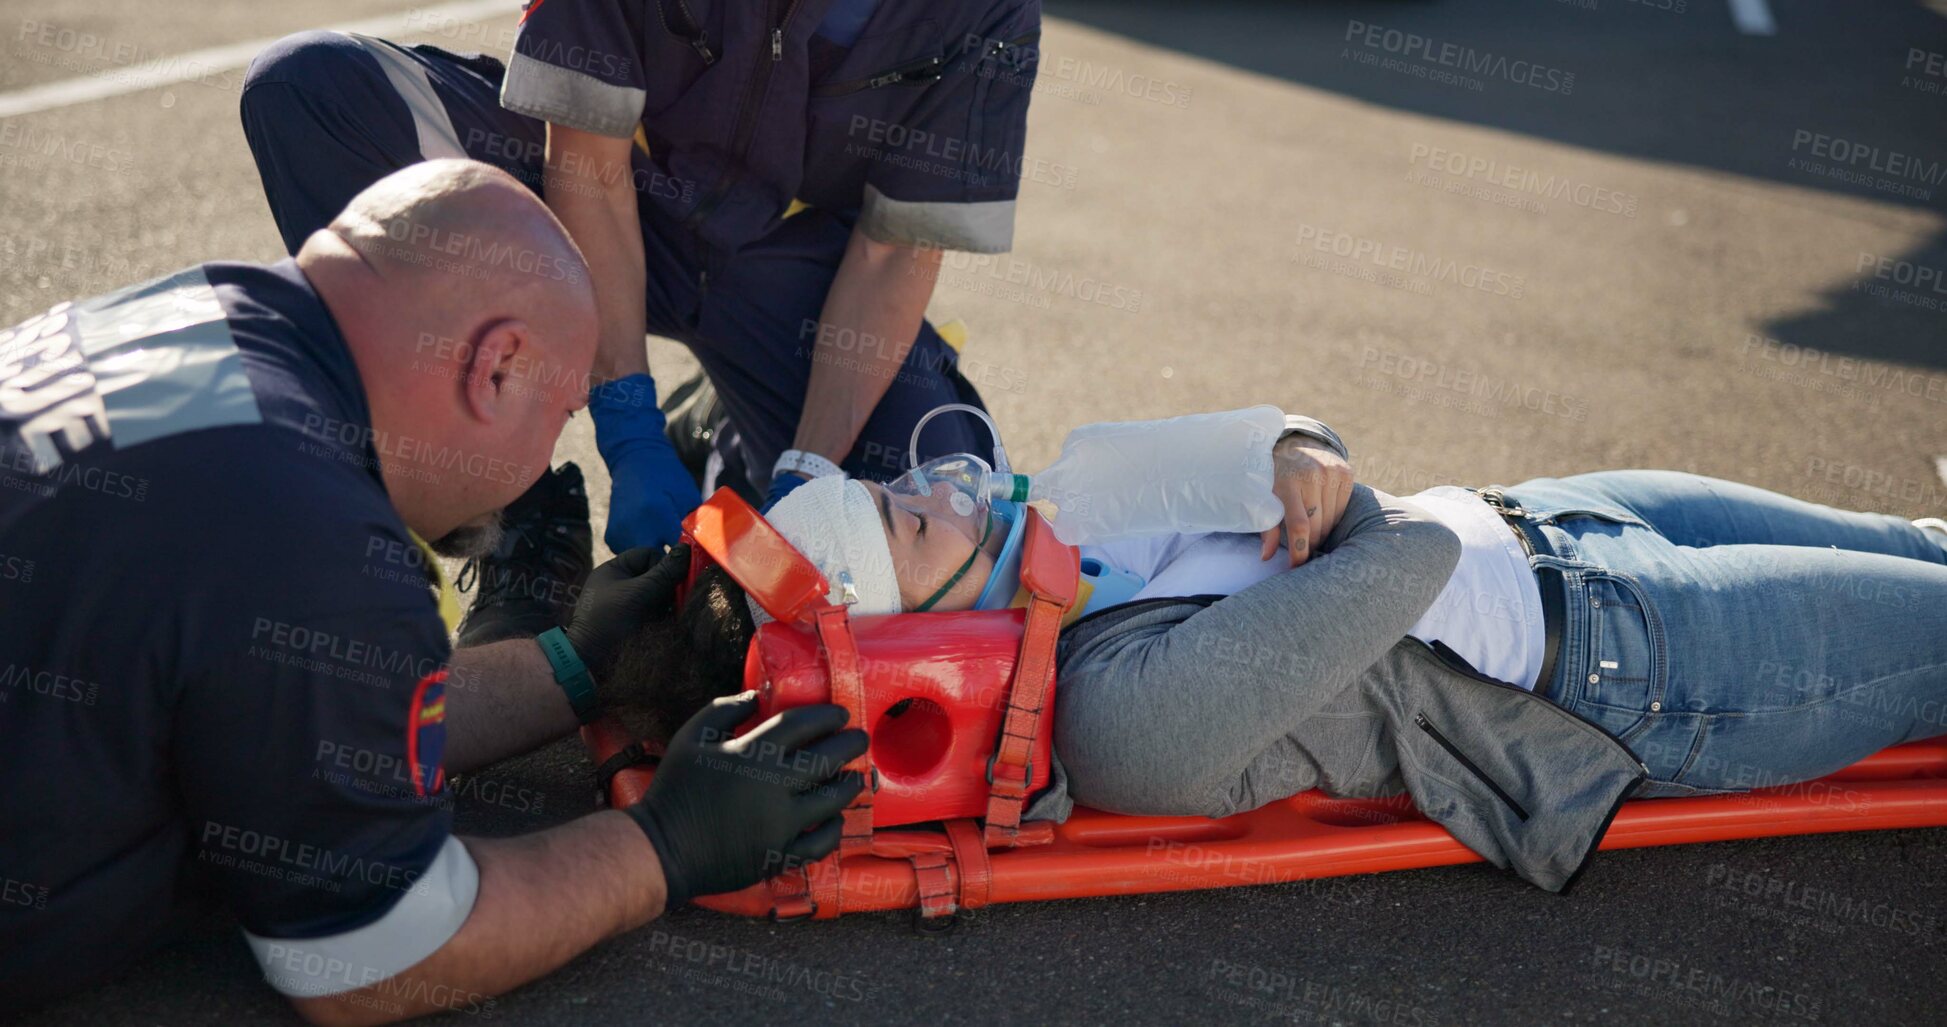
[582,490,1947,922]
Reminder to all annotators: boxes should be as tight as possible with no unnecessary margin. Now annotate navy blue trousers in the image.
[240,31,988,492]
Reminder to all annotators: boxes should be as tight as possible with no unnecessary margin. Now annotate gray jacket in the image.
[1023,484,1648,893]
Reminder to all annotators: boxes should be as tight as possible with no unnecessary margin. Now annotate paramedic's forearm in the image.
[288,814,666,1027]
[543,124,648,382]
[789,231,943,467]
[444,640,579,774]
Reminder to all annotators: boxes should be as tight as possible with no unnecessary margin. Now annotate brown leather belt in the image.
[1475,488,1566,699]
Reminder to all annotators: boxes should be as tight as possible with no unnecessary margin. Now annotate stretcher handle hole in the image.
[873,697,954,781]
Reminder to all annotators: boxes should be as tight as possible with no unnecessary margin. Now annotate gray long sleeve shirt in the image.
[1025,485,1648,892]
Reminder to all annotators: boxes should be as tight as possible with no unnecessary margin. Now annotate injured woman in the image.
[614,407,1947,892]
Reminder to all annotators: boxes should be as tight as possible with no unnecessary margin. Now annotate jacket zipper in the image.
[1414,713,1529,821]
[685,0,802,231]
[809,29,1037,98]
[809,54,944,97]
[983,29,1041,61]
[655,0,716,64]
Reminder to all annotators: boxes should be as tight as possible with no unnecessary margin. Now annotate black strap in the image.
[593,741,659,806]
[1529,563,1566,701]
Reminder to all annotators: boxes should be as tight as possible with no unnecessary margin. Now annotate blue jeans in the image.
[1503,472,1947,797]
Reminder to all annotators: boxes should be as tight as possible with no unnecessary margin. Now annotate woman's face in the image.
[857,479,999,613]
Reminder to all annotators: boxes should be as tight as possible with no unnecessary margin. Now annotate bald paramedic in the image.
[0,160,865,1021]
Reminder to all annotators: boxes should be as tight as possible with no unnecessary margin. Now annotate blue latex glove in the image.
[762,471,812,512]
[590,374,702,552]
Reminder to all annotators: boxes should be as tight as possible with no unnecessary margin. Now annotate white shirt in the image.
[1076,486,1546,689]
[1401,486,1546,689]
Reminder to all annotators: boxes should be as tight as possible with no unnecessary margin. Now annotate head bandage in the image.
[752,477,902,624]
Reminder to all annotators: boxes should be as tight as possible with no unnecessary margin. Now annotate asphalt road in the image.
[3,0,1945,1024]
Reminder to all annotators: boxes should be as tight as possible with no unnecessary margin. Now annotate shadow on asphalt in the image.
[1048,0,1947,368]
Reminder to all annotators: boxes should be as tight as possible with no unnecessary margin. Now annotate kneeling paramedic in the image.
[238,0,1046,646]
[0,160,866,1021]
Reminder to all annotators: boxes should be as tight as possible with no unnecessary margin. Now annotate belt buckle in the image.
[1479,488,1537,558]
[1479,486,1525,519]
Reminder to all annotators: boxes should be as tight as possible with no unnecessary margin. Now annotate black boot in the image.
[660,370,718,487]
[660,369,762,506]
[455,462,594,647]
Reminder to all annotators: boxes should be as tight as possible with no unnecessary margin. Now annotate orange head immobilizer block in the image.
[676,488,1077,832]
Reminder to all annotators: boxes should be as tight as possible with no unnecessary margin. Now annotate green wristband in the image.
[537,627,599,723]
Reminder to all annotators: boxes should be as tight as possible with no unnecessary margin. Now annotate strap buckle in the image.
[591,740,658,806]
[984,749,1032,790]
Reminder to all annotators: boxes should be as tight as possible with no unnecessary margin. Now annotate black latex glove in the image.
[628,693,868,905]
[563,542,690,686]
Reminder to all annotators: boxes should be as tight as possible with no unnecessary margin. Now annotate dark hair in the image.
[605,564,756,742]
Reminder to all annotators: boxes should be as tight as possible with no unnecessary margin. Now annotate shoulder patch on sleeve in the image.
[406,669,448,797]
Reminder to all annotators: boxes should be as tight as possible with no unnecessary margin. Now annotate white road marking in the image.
[0,0,516,121]
[1728,0,1777,35]
[1935,455,1947,489]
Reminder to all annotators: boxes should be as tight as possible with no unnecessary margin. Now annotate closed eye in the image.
[917,513,928,538]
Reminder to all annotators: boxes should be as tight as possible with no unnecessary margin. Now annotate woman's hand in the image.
[1260,435,1354,567]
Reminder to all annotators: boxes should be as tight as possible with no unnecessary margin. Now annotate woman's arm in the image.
[1056,485,1459,812]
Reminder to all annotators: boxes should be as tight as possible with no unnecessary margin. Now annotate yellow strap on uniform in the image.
[409,530,463,636]
[934,319,969,354]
